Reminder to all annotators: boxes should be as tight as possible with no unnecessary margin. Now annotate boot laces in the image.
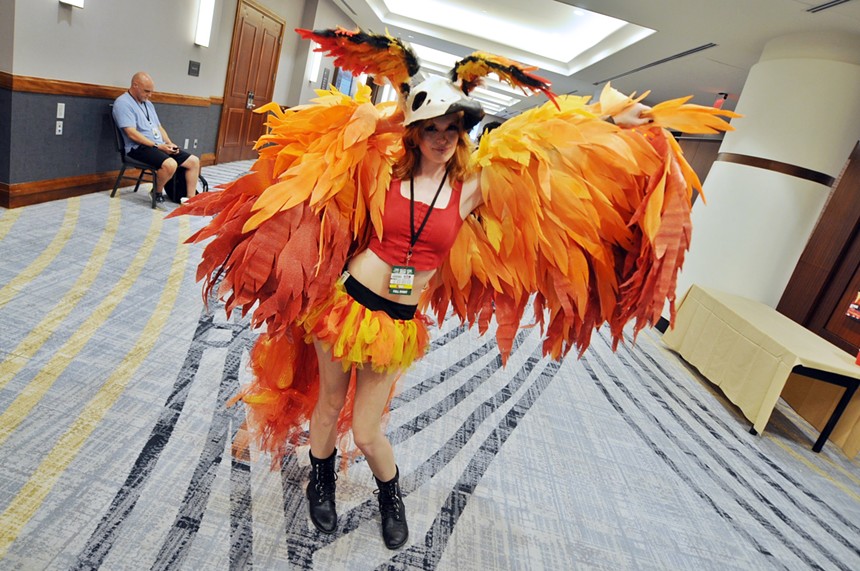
[312,464,337,500]
[375,485,403,520]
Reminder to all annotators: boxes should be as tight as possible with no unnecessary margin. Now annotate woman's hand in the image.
[611,102,653,127]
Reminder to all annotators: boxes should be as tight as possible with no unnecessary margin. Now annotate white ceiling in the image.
[332,0,860,118]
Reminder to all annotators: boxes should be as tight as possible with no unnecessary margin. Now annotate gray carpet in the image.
[1,161,858,570]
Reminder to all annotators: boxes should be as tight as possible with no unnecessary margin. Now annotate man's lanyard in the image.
[407,167,450,264]
[133,94,151,122]
[141,103,150,122]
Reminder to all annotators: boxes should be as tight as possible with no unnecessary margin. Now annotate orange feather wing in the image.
[296,27,419,94]
[423,90,737,361]
[170,85,403,337]
[452,51,557,104]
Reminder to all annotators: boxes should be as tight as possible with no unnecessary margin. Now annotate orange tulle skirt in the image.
[230,280,432,465]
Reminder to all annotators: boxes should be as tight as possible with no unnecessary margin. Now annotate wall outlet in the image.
[184,138,189,149]
[55,120,63,135]
[57,103,65,119]
[193,139,198,149]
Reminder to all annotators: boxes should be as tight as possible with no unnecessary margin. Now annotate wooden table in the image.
[662,285,860,456]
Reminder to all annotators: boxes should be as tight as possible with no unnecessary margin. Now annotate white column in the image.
[674,31,860,308]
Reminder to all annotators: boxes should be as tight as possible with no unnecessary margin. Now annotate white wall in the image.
[12,0,222,95]
[295,0,356,105]
[673,31,860,309]
[9,0,306,101]
[675,165,832,307]
[286,0,318,106]
[0,0,13,73]
[721,58,860,176]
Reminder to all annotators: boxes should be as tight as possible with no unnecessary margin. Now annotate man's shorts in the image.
[127,145,194,169]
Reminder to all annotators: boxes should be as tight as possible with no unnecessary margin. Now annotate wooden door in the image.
[778,141,860,354]
[216,0,284,163]
[819,255,860,351]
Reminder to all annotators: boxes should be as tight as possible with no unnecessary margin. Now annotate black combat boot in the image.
[374,466,408,549]
[307,449,338,533]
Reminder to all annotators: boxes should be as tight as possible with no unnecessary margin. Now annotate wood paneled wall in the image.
[778,141,860,354]
[677,137,722,187]
[0,72,219,208]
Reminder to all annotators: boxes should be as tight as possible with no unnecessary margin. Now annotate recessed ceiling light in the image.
[383,0,630,61]
[369,0,654,75]
[409,42,462,69]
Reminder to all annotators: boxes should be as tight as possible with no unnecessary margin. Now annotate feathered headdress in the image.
[451,52,557,106]
[296,27,420,97]
[296,27,558,121]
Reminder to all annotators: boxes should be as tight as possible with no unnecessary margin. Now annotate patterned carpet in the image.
[1,161,859,570]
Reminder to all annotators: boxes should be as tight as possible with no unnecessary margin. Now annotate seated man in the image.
[113,71,200,203]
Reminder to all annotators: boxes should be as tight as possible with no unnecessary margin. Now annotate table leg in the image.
[812,383,859,453]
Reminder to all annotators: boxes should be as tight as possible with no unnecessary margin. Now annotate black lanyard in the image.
[407,167,449,264]
[136,97,151,122]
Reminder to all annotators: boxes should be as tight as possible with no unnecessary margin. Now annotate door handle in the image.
[246,91,256,110]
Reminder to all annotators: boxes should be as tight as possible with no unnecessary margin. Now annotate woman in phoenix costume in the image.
[171,27,737,549]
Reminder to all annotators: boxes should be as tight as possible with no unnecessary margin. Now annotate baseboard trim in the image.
[2,174,117,208]
[0,71,214,107]
[1,153,216,209]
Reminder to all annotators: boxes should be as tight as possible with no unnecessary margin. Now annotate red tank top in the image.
[368,179,465,271]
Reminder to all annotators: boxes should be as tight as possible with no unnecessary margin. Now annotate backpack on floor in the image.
[164,169,208,203]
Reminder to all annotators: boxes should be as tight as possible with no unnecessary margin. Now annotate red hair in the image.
[393,118,473,182]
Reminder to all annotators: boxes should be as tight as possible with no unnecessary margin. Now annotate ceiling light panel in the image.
[406,44,536,102]
[470,86,521,106]
[366,0,654,75]
[476,100,505,114]
[384,0,635,61]
[410,43,462,69]
[482,76,534,96]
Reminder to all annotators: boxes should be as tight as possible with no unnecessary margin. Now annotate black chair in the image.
[110,107,159,209]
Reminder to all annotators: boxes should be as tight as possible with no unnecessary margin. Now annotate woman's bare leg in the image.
[352,366,409,549]
[351,367,400,481]
[305,341,347,534]
[309,340,350,458]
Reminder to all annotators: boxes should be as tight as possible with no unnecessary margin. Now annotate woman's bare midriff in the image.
[346,249,436,306]
[345,174,480,306]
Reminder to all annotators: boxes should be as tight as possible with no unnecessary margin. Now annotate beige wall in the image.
[7,0,308,102]
[675,32,860,308]
[12,0,222,95]
[292,0,357,106]
[0,0,14,73]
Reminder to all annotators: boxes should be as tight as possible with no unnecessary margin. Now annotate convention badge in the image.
[389,265,415,295]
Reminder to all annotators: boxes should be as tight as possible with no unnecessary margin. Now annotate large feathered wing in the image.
[170,84,403,338]
[422,87,739,362]
[169,84,405,462]
[452,51,557,104]
[296,27,419,96]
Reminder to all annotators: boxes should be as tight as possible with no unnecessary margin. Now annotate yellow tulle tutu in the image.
[231,281,431,464]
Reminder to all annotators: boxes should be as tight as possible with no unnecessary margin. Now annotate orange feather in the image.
[176,84,399,340]
[425,91,735,361]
